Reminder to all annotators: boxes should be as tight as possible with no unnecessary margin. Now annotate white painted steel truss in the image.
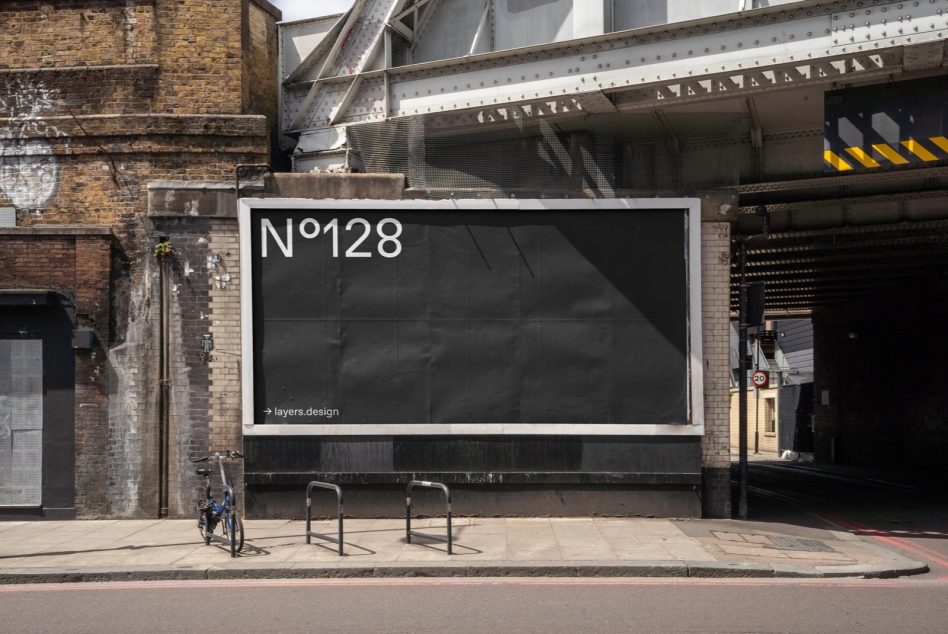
[283,0,948,163]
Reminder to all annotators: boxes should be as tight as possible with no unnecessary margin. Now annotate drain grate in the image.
[770,537,835,553]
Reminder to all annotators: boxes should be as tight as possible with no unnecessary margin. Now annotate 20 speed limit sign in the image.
[751,370,769,388]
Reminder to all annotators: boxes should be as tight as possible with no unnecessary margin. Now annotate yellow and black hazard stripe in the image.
[824,136,948,172]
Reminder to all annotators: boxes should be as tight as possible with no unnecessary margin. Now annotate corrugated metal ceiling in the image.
[731,219,948,315]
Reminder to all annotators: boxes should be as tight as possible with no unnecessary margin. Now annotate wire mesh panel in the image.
[347,113,744,197]
[0,339,43,507]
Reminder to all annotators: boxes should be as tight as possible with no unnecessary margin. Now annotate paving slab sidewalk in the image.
[0,517,927,584]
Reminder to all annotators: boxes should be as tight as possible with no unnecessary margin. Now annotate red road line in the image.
[821,512,948,570]
[749,485,948,569]
[1,577,943,594]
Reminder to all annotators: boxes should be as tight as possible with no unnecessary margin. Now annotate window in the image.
[764,398,776,434]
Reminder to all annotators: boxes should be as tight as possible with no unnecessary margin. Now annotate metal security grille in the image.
[0,340,43,507]
[770,537,835,553]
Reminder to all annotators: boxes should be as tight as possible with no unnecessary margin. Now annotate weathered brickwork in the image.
[0,0,280,518]
[700,221,732,518]
[0,236,77,288]
[72,235,113,516]
[245,1,281,162]
[149,217,211,517]
[206,221,243,453]
[0,228,112,517]
[0,1,157,69]
[207,219,245,497]
[154,1,243,115]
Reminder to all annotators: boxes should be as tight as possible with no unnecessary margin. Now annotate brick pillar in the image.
[700,222,732,518]
[207,219,244,497]
[73,234,112,517]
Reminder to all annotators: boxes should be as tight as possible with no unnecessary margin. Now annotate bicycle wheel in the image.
[227,509,243,557]
[197,509,211,545]
[233,509,245,553]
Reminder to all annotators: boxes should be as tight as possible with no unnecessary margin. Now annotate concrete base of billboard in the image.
[245,483,702,519]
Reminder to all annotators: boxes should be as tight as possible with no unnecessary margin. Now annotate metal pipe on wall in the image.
[158,243,171,518]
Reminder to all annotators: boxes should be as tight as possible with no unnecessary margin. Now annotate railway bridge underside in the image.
[276,0,948,514]
[737,176,948,481]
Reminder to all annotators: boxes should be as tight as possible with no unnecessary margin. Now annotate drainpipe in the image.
[158,239,171,518]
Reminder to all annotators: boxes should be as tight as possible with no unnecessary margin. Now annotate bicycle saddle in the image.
[195,467,211,477]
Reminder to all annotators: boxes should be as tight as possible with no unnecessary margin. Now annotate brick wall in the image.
[72,235,112,516]
[0,0,280,517]
[0,1,156,68]
[150,217,213,517]
[0,227,111,517]
[245,0,281,162]
[206,220,243,453]
[0,236,76,288]
[155,0,243,114]
[207,219,244,500]
[700,221,732,518]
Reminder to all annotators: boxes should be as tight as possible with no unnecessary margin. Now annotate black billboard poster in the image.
[241,200,699,430]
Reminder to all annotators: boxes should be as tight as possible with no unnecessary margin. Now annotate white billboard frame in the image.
[239,198,703,436]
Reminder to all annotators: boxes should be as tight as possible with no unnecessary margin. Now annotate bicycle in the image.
[192,450,245,557]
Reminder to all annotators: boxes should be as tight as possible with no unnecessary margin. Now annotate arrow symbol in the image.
[263,408,272,414]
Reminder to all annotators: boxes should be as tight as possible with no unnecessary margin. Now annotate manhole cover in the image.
[770,537,835,553]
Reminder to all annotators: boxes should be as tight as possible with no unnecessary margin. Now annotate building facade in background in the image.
[729,320,814,456]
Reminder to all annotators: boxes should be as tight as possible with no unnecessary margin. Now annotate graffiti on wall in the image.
[0,78,66,212]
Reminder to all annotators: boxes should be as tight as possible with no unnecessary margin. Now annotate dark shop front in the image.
[239,199,704,517]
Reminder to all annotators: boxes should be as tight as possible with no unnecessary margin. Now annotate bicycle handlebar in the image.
[190,450,243,463]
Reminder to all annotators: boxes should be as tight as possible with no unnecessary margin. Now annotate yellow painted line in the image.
[844,146,881,168]
[823,150,853,171]
[930,136,948,153]
[872,143,910,165]
[901,139,938,162]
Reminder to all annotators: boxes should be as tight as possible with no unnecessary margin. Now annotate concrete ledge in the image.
[0,225,112,236]
[245,471,703,486]
[263,173,406,200]
[0,559,928,585]
[0,64,158,75]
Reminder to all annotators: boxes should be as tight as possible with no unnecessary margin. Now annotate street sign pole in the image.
[737,241,749,520]
[754,340,760,455]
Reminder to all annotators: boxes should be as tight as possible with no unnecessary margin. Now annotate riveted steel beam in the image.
[289,0,948,155]
[384,0,945,119]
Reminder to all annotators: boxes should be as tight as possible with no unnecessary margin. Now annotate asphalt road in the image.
[0,577,946,634]
[2,461,944,633]
[742,461,948,578]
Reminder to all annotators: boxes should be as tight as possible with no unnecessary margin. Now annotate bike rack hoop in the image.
[305,481,344,556]
[405,480,452,555]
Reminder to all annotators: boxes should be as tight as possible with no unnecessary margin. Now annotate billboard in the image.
[240,199,702,436]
